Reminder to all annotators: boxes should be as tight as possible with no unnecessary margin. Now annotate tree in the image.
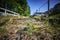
[52,3,60,15]
[0,0,30,16]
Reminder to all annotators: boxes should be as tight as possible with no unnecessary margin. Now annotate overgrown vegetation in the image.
[25,22,40,35]
[0,1,60,40]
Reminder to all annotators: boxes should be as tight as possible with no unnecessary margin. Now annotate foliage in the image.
[50,13,60,18]
[50,3,60,16]
[0,0,30,16]
[52,3,60,14]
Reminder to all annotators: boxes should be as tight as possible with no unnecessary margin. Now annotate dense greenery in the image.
[52,3,60,15]
[49,3,60,16]
[0,0,30,16]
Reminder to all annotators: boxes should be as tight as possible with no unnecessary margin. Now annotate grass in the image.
[0,14,60,40]
[50,13,60,18]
